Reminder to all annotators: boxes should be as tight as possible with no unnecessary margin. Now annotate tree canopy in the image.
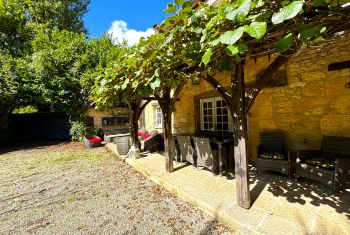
[0,0,127,115]
[93,0,350,105]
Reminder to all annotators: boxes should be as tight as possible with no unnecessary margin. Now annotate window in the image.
[200,97,232,131]
[155,106,163,128]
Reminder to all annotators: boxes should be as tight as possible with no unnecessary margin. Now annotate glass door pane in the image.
[215,99,229,131]
[201,100,214,130]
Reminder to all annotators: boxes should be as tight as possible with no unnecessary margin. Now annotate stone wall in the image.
[173,34,350,162]
[85,107,130,131]
[142,101,163,133]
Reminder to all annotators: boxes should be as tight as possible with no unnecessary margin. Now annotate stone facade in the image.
[171,35,350,162]
[85,107,130,131]
[142,101,163,133]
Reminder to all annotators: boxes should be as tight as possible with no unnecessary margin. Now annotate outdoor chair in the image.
[144,133,164,152]
[193,137,220,175]
[173,138,181,162]
[296,135,350,193]
[176,136,196,166]
[256,132,290,178]
[83,134,102,148]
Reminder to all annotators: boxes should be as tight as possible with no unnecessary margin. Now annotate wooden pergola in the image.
[129,3,350,209]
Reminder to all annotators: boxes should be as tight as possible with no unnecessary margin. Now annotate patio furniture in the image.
[194,130,234,141]
[83,134,102,148]
[173,138,181,162]
[176,136,196,166]
[256,132,290,177]
[144,133,164,152]
[296,135,350,193]
[104,128,129,143]
[210,138,233,176]
[113,133,130,155]
[193,137,219,175]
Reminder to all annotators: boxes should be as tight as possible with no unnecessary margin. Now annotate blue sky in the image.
[84,0,171,44]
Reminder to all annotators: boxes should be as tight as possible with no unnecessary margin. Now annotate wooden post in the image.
[163,107,174,172]
[157,87,174,172]
[232,61,251,209]
[129,100,141,150]
[128,99,150,158]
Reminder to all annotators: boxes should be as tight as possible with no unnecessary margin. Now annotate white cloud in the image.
[107,20,154,46]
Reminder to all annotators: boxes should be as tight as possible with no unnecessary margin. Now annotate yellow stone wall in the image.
[173,35,350,162]
[85,107,130,130]
[142,101,163,132]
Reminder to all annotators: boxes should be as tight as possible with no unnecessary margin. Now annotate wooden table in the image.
[210,138,234,176]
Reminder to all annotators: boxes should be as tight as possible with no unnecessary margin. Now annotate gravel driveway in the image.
[0,142,233,234]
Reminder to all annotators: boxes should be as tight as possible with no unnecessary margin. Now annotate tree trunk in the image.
[157,87,174,172]
[232,62,251,209]
[128,100,141,159]
[163,110,174,172]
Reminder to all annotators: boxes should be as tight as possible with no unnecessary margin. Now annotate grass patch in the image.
[52,154,79,164]
[83,153,105,163]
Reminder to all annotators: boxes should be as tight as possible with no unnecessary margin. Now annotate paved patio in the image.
[107,144,350,235]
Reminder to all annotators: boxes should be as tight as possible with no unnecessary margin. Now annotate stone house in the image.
[142,34,350,163]
[141,101,164,133]
[85,107,130,132]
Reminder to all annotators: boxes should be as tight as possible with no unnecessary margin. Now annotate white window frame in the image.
[200,97,233,131]
[155,106,163,128]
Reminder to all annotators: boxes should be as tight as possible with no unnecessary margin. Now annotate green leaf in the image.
[226,0,252,21]
[202,48,213,66]
[313,36,327,44]
[299,26,327,42]
[272,1,303,25]
[274,33,293,52]
[121,78,129,90]
[151,80,161,90]
[226,45,239,56]
[237,43,248,53]
[175,0,185,7]
[219,27,245,45]
[163,4,177,13]
[320,27,327,34]
[299,28,314,42]
[244,22,267,39]
[182,1,193,9]
[208,37,221,46]
[154,68,160,77]
[132,80,139,89]
[313,0,326,7]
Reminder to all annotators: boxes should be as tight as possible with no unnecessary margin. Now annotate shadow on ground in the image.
[250,167,350,219]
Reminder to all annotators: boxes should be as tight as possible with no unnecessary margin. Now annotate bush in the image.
[12,106,38,114]
[70,120,96,141]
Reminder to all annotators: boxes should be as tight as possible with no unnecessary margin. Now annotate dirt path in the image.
[0,142,233,234]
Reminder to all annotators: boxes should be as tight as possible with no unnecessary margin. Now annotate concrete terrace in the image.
[106,144,350,235]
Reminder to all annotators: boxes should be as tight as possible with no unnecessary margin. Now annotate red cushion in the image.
[143,133,152,140]
[89,137,101,143]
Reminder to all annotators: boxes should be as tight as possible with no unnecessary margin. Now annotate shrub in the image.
[70,120,96,141]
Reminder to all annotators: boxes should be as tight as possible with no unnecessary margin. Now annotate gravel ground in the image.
[0,142,234,235]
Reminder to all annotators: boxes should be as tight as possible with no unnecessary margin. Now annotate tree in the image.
[24,0,90,33]
[90,43,154,158]
[0,0,91,144]
[28,28,88,114]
